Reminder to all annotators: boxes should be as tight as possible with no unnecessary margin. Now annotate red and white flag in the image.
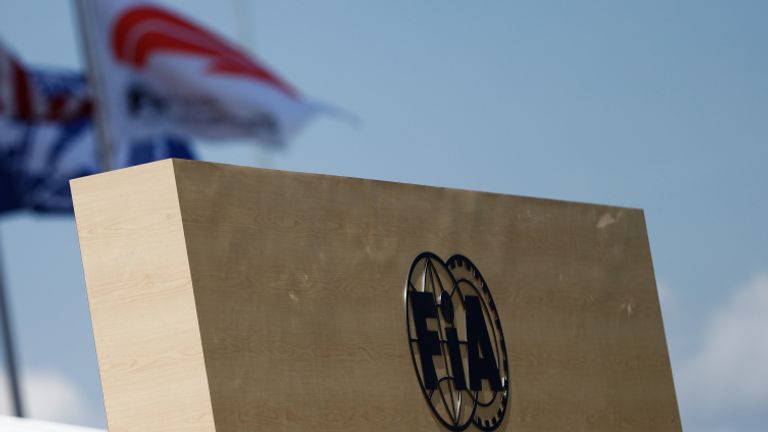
[78,0,325,145]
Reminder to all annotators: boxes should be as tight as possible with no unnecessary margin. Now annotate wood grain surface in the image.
[72,161,215,432]
[73,158,681,432]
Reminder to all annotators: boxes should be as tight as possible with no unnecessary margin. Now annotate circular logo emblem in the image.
[405,252,509,431]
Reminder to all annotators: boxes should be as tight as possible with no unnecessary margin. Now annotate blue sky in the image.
[1,0,767,430]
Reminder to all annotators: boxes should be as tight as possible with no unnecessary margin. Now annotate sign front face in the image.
[74,159,682,432]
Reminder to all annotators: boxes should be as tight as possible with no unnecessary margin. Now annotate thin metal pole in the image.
[0,230,24,417]
[231,0,273,169]
[73,0,113,172]
[233,0,256,54]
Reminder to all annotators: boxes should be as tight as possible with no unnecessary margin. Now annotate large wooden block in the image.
[72,159,681,432]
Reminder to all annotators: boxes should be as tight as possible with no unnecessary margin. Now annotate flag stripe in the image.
[111,5,298,98]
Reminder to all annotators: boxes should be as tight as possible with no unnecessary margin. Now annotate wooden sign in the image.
[71,159,681,431]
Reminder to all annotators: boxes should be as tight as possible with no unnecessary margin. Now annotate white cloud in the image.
[679,273,768,416]
[656,280,677,323]
[0,369,95,426]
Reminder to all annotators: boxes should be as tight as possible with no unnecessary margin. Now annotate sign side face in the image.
[172,159,681,432]
[72,160,216,432]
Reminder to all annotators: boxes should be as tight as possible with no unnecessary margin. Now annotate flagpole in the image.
[232,0,272,169]
[73,0,113,172]
[0,230,24,417]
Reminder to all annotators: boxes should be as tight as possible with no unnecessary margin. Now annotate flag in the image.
[0,41,91,122]
[0,116,194,214]
[0,65,194,214]
[78,0,325,146]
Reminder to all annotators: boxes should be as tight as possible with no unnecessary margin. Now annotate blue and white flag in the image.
[1,41,91,122]
[0,66,194,215]
[0,117,194,214]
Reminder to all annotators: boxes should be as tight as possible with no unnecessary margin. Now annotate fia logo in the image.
[405,253,509,431]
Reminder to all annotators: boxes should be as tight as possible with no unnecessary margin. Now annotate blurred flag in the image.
[78,0,326,146]
[0,61,194,214]
[0,115,194,214]
[0,41,91,122]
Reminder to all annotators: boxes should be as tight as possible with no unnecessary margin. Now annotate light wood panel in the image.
[72,161,215,432]
[73,158,681,432]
